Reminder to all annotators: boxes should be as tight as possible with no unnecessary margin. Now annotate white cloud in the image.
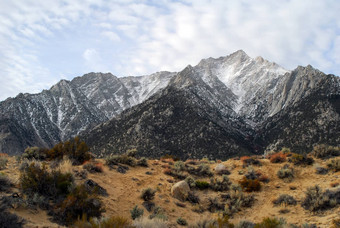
[0,0,339,101]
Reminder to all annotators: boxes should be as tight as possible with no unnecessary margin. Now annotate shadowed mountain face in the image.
[0,50,339,158]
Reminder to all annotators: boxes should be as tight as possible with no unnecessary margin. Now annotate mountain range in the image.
[0,50,339,159]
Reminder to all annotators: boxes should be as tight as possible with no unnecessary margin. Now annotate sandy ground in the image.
[1,155,339,227]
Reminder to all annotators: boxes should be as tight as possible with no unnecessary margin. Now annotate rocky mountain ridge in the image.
[0,50,339,158]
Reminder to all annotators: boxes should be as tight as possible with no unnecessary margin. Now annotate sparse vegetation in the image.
[141,188,156,201]
[177,217,188,226]
[73,215,131,228]
[83,161,104,173]
[224,190,255,216]
[133,217,168,228]
[195,180,210,190]
[241,156,261,167]
[327,158,340,172]
[269,152,287,163]
[130,205,144,220]
[105,154,137,167]
[301,185,339,212]
[210,175,231,191]
[254,217,284,228]
[239,177,261,192]
[277,165,294,182]
[0,204,25,228]
[311,144,340,159]
[272,194,297,206]
[288,153,314,166]
[52,184,105,225]
[185,176,196,188]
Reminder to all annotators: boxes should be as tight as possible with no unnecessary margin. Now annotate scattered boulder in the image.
[171,180,190,201]
[215,163,230,175]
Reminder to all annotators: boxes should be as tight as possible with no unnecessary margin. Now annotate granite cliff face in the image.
[1,50,339,158]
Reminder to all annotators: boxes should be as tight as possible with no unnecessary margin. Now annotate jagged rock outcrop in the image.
[0,50,339,159]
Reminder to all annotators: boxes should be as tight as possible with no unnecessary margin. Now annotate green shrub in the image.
[185,176,196,188]
[52,184,105,225]
[277,165,294,182]
[208,197,225,212]
[130,205,144,220]
[288,154,314,166]
[149,206,168,220]
[174,161,186,172]
[327,158,340,172]
[21,147,48,160]
[272,194,297,206]
[177,217,188,226]
[188,164,213,177]
[311,144,340,159]
[235,220,255,228]
[239,177,261,192]
[210,175,231,191]
[195,180,210,190]
[141,188,156,201]
[105,154,136,167]
[20,162,73,199]
[301,185,339,212]
[47,137,91,165]
[224,190,255,216]
[0,157,8,170]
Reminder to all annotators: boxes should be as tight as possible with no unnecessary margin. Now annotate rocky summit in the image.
[0,50,339,158]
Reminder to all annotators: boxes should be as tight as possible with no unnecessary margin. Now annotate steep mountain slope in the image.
[0,50,339,158]
[0,72,174,155]
[84,66,255,159]
[255,66,340,152]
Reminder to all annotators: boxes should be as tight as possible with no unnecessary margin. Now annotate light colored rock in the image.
[215,163,229,175]
[171,180,190,201]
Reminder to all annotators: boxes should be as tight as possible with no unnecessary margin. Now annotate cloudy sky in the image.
[0,0,339,101]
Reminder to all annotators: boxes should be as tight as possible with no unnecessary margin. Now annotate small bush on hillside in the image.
[195,180,210,190]
[241,156,261,167]
[137,157,148,167]
[311,144,340,159]
[52,184,104,225]
[105,154,136,167]
[73,215,131,228]
[301,185,340,212]
[177,217,188,226]
[21,147,48,160]
[210,175,232,191]
[0,204,25,228]
[20,162,74,199]
[208,197,225,212]
[83,161,103,173]
[188,164,213,177]
[224,190,255,216]
[254,217,284,228]
[272,194,297,206]
[47,137,91,165]
[269,152,287,163]
[149,206,168,220]
[141,188,156,201]
[288,153,314,166]
[315,166,329,175]
[235,220,255,228]
[185,176,196,188]
[239,177,261,192]
[187,191,200,204]
[174,161,186,172]
[130,205,144,220]
[0,174,12,192]
[133,217,168,228]
[0,157,8,170]
[327,158,340,172]
[277,165,294,182]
